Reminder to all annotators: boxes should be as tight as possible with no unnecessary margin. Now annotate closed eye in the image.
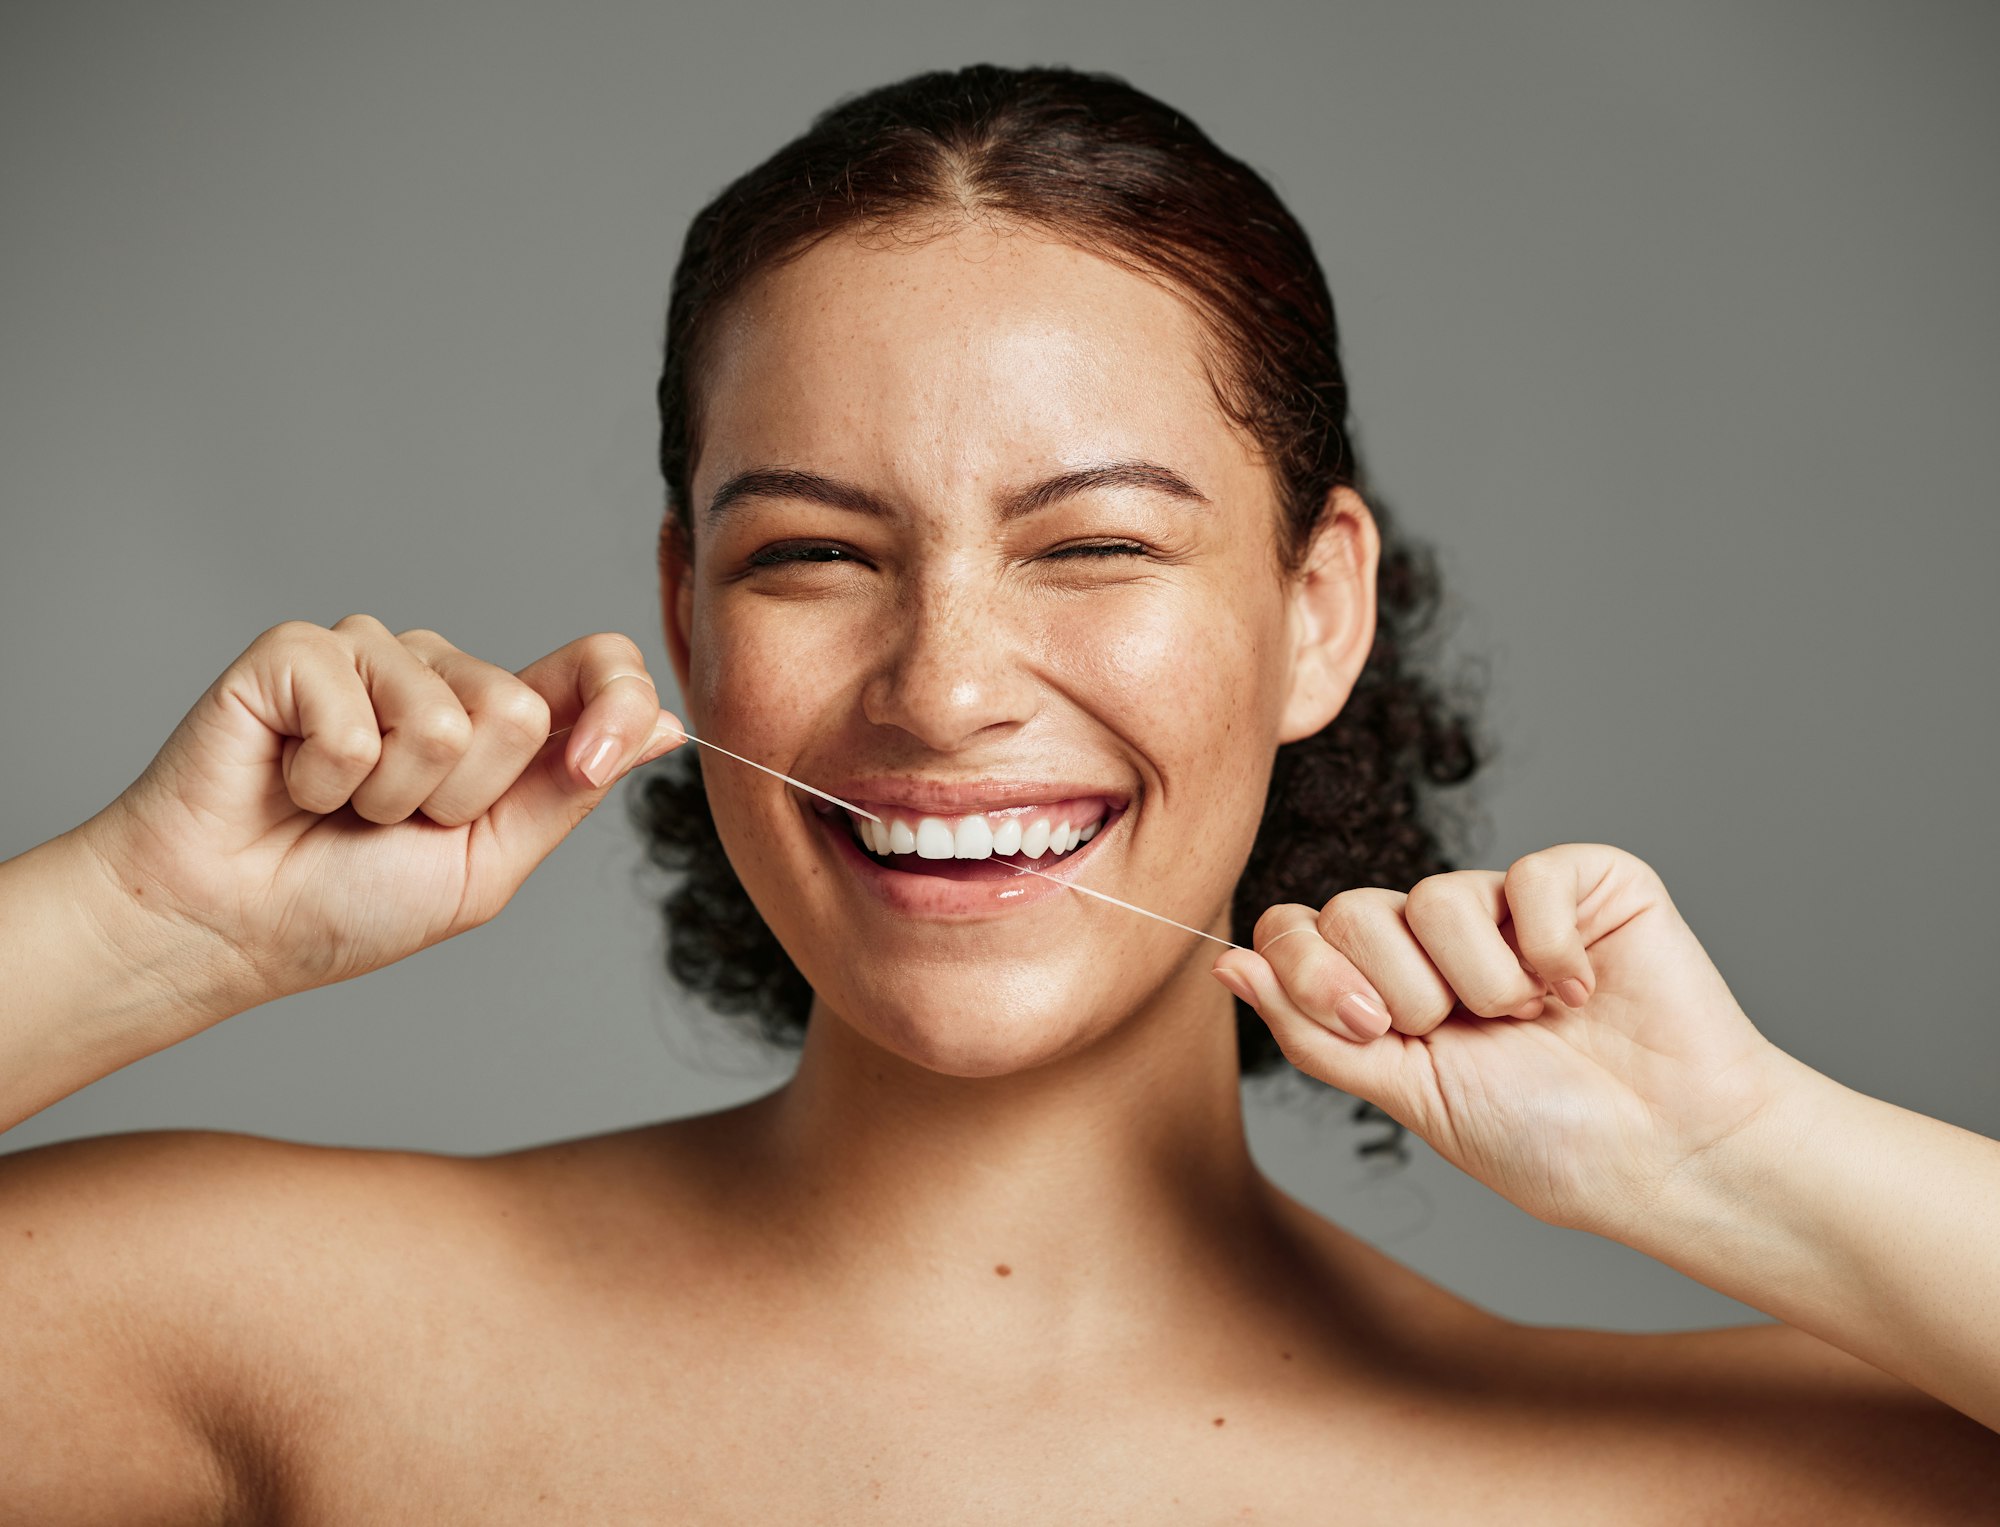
[747,540,1154,566]
[746,542,863,566]
[1046,541,1152,559]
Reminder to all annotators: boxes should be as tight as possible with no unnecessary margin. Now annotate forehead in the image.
[691,221,1259,504]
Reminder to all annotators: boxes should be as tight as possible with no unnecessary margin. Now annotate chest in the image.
[268,1319,1667,1526]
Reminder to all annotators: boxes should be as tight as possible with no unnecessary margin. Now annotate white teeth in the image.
[952,816,993,858]
[846,805,1110,861]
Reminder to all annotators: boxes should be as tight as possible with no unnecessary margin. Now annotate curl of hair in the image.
[631,64,1492,1164]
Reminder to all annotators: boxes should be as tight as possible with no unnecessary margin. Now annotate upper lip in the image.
[813,776,1132,816]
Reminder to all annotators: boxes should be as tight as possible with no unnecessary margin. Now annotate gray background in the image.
[3,0,1994,1333]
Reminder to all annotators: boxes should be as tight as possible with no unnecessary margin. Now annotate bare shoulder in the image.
[0,1124,516,1364]
[1262,1186,1997,1521]
[1474,1316,2000,1522]
[0,1124,514,1276]
[0,1127,512,1524]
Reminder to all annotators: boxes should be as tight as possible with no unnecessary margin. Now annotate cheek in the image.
[1045,582,1279,793]
[686,589,846,756]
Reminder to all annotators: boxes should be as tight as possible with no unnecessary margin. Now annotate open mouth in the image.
[819,796,1116,877]
[808,793,1126,912]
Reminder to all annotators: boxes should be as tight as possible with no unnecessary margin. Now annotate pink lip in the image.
[817,776,1132,816]
[806,795,1126,920]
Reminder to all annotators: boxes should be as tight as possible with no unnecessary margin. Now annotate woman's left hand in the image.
[1214,843,1794,1235]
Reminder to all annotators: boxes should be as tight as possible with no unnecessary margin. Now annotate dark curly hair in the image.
[630,63,1490,1164]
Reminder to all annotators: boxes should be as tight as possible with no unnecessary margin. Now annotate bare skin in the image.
[6,1124,1996,1524]
[3,221,1997,1521]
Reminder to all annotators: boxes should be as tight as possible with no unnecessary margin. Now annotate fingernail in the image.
[1334,991,1389,1038]
[640,712,684,761]
[579,734,620,788]
[1558,978,1589,1008]
[1215,969,1255,1006]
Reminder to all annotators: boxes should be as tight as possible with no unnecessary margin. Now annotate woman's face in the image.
[664,219,1373,1076]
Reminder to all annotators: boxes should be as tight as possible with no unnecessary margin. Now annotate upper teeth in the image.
[847,807,1106,860]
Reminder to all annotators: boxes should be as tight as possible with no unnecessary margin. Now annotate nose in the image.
[860,565,1040,752]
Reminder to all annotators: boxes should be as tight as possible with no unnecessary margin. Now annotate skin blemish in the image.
[1280,1350,1292,1360]
[1213,1416,1225,1427]
[994,1264,1012,1277]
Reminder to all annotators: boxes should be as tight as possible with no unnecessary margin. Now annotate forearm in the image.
[0,825,247,1133]
[1615,1045,2000,1432]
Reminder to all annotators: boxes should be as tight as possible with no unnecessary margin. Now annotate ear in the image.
[1276,485,1380,745]
[656,514,695,700]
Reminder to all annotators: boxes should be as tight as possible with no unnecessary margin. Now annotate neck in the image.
[731,955,1286,1361]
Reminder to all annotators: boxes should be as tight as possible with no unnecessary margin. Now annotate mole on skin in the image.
[994,1264,1011,1277]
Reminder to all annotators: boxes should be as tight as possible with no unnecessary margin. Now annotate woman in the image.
[2,63,1996,1521]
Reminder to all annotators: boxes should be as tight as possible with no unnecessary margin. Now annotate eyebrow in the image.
[703,459,1211,525]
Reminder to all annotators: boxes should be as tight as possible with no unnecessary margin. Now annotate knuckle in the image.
[319,724,382,773]
[584,632,651,678]
[262,618,326,648]
[401,705,473,762]
[1513,924,1571,968]
[1505,851,1558,887]
[1315,889,1373,943]
[1401,879,1447,926]
[484,686,552,749]
[332,612,389,636]
[1252,902,1307,945]
[395,625,447,650]
[1407,870,1457,905]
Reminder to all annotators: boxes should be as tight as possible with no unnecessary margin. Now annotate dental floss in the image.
[1009,861,1249,951]
[545,723,882,822]
[554,722,1240,948]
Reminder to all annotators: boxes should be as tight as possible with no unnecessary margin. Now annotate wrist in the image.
[1607,1045,1853,1284]
[60,808,267,1028]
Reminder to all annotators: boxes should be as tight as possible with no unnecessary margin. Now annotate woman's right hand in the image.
[67,614,684,1015]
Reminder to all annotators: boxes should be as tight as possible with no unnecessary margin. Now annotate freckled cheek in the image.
[1052,594,1273,814]
[689,601,858,757]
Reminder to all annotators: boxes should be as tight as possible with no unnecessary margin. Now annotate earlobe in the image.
[1275,487,1380,744]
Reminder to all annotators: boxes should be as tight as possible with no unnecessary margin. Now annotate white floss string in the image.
[560,721,1243,949]
[1009,860,1249,951]
[546,723,882,821]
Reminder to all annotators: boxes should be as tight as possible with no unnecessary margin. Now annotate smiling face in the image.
[660,218,1377,1077]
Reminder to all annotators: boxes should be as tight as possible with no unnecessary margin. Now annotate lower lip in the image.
[808,802,1126,920]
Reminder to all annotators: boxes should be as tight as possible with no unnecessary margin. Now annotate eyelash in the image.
[745,540,1152,567]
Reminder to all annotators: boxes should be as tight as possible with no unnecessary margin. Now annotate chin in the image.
[808,963,1122,1080]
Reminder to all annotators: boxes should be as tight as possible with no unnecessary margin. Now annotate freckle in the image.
[994,1264,1011,1277]
[1213,1416,1225,1427]
[1280,1350,1292,1360]
[21,1229,33,1239]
